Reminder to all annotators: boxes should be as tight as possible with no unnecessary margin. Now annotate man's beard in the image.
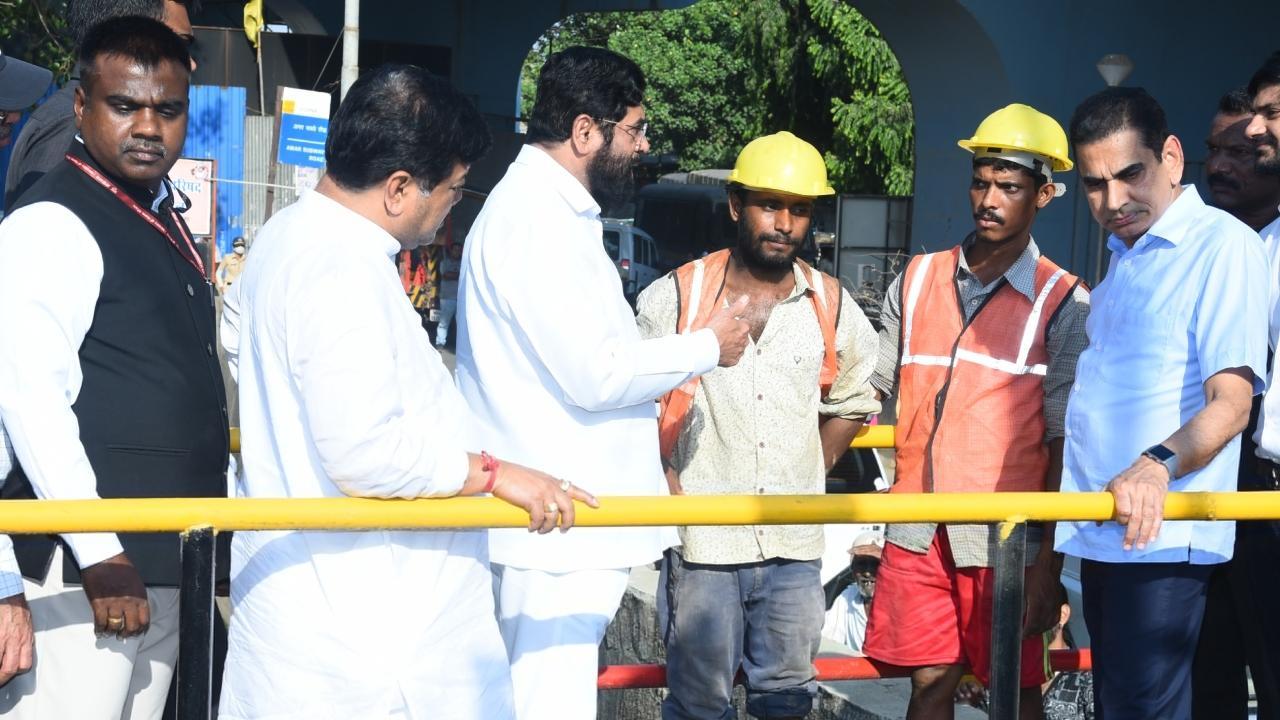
[1258,134,1280,177]
[736,220,799,271]
[586,144,635,212]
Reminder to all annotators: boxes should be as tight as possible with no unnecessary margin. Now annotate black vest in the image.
[4,143,230,585]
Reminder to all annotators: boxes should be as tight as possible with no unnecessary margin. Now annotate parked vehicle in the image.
[602,219,663,303]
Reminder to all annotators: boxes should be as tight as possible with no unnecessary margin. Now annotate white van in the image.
[602,220,662,303]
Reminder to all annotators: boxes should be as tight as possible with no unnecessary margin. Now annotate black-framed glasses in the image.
[597,118,649,141]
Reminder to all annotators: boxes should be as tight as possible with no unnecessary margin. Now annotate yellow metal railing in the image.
[16,423,1257,534]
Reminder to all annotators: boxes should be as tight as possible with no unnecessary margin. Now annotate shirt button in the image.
[756,394,763,401]
[756,349,762,356]
[186,283,195,297]
[758,488,765,494]
[759,441,765,448]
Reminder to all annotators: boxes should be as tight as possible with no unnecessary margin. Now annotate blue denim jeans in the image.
[658,549,824,720]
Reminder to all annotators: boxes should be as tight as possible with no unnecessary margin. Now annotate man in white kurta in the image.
[220,187,512,720]
[217,66,582,720]
[457,46,748,720]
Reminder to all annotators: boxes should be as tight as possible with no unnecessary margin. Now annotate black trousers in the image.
[1191,521,1280,720]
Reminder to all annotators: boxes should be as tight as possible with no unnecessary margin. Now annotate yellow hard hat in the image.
[957,103,1073,173]
[727,131,836,197]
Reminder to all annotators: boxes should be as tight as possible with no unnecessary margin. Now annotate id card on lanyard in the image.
[65,153,208,278]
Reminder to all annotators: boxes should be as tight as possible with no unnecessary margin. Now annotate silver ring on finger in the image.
[545,501,559,514]
[559,478,571,493]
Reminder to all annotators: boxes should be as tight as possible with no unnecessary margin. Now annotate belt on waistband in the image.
[1253,457,1280,491]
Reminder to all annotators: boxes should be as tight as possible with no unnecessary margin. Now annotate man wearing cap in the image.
[0,49,50,158]
[636,131,880,720]
[0,47,51,690]
[216,236,247,294]
[861,104,1090,720]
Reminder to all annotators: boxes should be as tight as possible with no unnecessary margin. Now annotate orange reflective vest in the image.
[656,248,842,460]
[894,246,1081,494]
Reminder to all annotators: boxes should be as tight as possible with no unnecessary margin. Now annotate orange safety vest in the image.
[894,246,1081,494]
[657,248,842,460]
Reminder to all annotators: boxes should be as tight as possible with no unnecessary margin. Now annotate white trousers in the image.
[0,546,181,720]
[493,564,630,720]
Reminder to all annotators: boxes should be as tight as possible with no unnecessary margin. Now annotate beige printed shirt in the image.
[636,262,881,565]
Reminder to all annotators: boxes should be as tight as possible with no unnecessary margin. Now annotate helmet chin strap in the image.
[974,147,1067,198]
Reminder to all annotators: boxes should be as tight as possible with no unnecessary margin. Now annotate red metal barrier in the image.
[596,649,1093,690]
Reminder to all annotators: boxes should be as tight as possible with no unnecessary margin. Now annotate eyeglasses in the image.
[597,118,649,142]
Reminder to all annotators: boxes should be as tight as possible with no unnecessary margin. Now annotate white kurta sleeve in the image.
[488,218,719,413]
[286,258,468,499]
[0,202,122,568]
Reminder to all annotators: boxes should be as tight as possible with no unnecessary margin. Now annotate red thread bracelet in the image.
[480,451,500,493]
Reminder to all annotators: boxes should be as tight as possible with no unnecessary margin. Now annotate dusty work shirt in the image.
[218,190,512,720]
[874,238,1090,567]
[636,264,880,565]
[1057,187,1269,565]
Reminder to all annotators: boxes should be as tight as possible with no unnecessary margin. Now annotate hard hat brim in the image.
[730,180,837,198]
[957,139,1073,173]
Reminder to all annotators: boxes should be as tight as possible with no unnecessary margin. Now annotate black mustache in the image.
[975,212,1004,224]
[1208,173,1240,191]
[122,140,166,156]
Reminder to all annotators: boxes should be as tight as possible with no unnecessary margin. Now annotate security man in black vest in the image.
[0,17,227,720]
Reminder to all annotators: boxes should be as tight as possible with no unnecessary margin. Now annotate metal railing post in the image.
[988,520,1027,720]
[177,526,216,720]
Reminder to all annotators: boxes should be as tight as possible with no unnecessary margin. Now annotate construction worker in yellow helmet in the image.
[635,130,881,719]
[862,103,1091,720]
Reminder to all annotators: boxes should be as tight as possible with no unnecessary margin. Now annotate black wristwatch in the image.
[1141,443,1178,480]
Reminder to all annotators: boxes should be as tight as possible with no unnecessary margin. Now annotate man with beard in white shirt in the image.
[218,65,594,720]
[457,46,750,720]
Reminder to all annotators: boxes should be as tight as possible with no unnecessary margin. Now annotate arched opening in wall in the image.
[518,0,914,317]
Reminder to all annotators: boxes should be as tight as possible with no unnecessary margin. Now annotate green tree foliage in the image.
[0,0,73,82]
[520,0,914,196]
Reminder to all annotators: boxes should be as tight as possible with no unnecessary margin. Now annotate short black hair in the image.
[68,0,201,46]
[325,64,492,192]
[526,46,645,146]
[973,156,1047,190]
[1249,51,1280,98]
[79,16,192,93]
[1218,87,1253,116]
[1069,86,1170,159]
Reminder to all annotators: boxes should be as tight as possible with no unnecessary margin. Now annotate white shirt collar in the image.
[1108,184,1204,255]
[515,144,601,218]
[306,190,402,258]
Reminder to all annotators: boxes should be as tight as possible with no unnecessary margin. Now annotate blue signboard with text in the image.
[276,88,331,168]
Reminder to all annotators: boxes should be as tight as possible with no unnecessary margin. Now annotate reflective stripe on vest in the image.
[901,259,1067,378]
[892,246,1082,495]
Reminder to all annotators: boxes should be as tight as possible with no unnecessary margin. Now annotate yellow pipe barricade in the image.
[849,424,893,448]
[0,491,1277,534]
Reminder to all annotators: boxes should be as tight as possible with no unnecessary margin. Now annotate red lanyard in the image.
[65,153,207,278]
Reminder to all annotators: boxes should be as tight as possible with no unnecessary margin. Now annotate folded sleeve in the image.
[1193,227,1269,393]
[821,288,882,420]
